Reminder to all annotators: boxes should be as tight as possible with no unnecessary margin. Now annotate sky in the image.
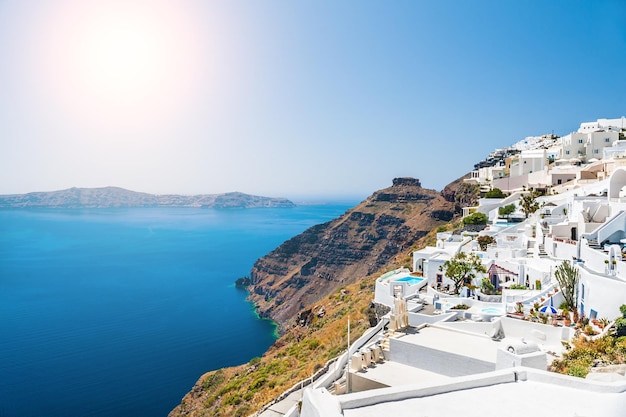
[1,0,625,200]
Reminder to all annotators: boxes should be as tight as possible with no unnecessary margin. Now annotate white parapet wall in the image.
[301,367,626,417]
[498,316,573,354]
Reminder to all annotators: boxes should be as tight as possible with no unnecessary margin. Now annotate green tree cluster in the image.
[498,203,516,219]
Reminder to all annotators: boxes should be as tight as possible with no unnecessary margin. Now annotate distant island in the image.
[0,187,296,209]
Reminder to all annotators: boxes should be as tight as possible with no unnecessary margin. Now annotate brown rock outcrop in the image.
[247,176,472,330]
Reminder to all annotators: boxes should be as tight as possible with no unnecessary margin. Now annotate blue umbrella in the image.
[539,298,558,315]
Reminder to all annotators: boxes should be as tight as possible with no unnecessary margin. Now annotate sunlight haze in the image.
[1,0,625,199]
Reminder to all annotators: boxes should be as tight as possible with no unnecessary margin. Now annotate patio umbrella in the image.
[539,298,558,315]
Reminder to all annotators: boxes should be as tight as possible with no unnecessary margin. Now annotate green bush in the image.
[480,278,496,295]
[463,212,488,225]
[203,370,225,389]
[567,363,589,378]
[616,317,626,337]
[485,188,506,198]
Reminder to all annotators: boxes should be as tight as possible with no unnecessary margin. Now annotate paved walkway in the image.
[258,390,302,417]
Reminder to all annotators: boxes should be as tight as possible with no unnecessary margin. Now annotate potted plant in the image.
[598,317,610,329]
[562,307,571,326]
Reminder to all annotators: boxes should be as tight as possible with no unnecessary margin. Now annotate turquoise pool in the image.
[394,276,425,286]
[481,307,504,315]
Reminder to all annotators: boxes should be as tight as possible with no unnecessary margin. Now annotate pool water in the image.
[481,307,504,315]
[394,276,425,286]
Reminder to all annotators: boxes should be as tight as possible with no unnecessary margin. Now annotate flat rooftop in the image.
[394,326,499,364]
[351,360,450,387]
[342,379,625,417]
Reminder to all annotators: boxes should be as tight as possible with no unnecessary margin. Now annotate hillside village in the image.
[290,117,626,417]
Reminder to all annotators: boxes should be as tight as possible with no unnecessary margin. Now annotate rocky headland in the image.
[0,187,295,209]
[168,175,479,417]
[246,176,478,331]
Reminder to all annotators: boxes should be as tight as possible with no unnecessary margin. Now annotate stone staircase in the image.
[587,238,603,250]
[537,243,548,258]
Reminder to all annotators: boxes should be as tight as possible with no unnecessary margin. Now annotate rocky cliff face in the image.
[247,176,475,329]
[168,175,478,417]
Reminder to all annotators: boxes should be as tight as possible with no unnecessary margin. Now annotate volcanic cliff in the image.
[247,176,478,330]
[169,175,478,417]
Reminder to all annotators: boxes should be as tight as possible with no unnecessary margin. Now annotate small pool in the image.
[481,307,504,315]
[394,276,424,286]
[493,222,524,228]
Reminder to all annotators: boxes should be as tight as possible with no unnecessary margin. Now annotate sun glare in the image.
[37,1,205,130]
[79,9,164,101]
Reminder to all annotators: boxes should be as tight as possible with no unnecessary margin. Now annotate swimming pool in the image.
[481,307,504,315]
[394,276,425,286]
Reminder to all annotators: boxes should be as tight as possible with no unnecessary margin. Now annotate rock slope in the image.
[168,175,478,417]
[247,176,477,329]
[0,187,295,209]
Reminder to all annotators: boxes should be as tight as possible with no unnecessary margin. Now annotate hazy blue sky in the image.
[1,1,625,199]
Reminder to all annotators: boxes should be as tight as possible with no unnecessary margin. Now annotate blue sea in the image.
[0,204,354,417]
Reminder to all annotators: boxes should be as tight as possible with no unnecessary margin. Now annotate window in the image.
[436,274,443,283]
[605,138,610,142]
[565,150,571,155]
[581,283,585,300]
[593,149,599,154]
[578,139,584,144]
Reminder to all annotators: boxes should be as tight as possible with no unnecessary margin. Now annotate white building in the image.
[508,149,546,177]
[578,117,626,133]
[560,131,619,163]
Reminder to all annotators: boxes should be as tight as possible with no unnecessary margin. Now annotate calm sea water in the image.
[0,204,353,417]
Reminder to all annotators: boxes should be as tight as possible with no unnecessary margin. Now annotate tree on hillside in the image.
[439,252,487,294]
[519,191,541,218]
[463,212,488,226]
[554,261,579,314]
[498,203,516,220]
[485,188,506,198]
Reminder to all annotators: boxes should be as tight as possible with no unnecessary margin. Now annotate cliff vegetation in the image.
[248,177,477,329]
[169,175,478,416]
